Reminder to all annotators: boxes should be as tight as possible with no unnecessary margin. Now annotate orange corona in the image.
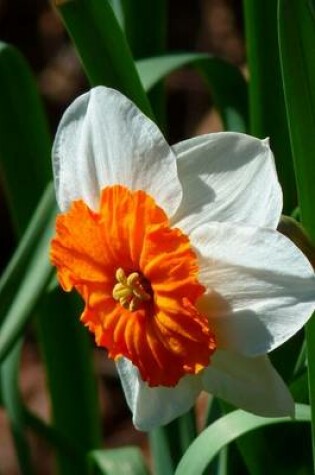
[50,185,216,387]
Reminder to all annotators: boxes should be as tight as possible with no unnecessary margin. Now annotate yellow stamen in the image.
[116,268,127,284]
[127,272,140,286]
[112,267,151,311]
[112,283,132,300]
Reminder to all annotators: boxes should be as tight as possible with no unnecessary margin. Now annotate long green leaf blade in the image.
[120,0,167,129]
[175,404,311,475]
[0,42,52,474]
[0,183,55,326]
[36,288,102,475]
[136,53,248,132]
[278,0,315,236]
[120,0,166,59]
[149,410,197,475]
[278,0,315,468]
[0,342,34,475]
[54,0,152,118]
[0,214,55,363]
[88,447,149,475]
[0,186,54,473]
[0,42,51,233]
[243,0,296,213]
[0,38,101,475]
[24,407,83,461]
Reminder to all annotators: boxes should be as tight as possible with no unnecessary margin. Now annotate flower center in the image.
[51,185,216,387]
[112,267,151,312]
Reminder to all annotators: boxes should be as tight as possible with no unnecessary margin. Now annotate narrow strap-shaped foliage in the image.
[120,0,166,59]
[290,372,309,405]
[136,53,248,132]
[0,42,51,234]
[0,42,52,473]
[241,5,310,472]
[0,38,102,473]
[107,0,124,29]
[24,407,84,462]
[149,410,197,475]
[0,184,55,326]
[175,404,311,475]
[0,187,54,472]
[120,0,167,129]
[149,428,174,475]
[278,0,315,236]
[88,447,149,475]
[0,342,34,475]
[36,288,102,475]
[278,0,315,468]
[0,214,55,363]
[243,0,296,213]
[204,399,231,474]
[54,0,153,118]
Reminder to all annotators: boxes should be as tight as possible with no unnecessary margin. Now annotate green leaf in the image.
[107,0,124,29]
[120,0,167,129]
[278,0,315,238]
[54,0,152,118]
[278,0,315,468]
[240,5,310,472]
[0,183,56,326]
[175,404,311,475]
[243,0,296,213]
[290,371,309,404]
[0,210,55,363]
[149,427,175,475]
[88,447,149,475]
[149,409,197,475]
[36,288,102,475]
[120,0,166,59]
[292,339,307,380]
[0,42,52,474]
[0,186,55,475]
[136,53,248,132]
[24,407,83,462]
[0,342,34,475]
[0,42,51,234]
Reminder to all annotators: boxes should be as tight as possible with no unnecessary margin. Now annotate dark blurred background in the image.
[0,1,245,473]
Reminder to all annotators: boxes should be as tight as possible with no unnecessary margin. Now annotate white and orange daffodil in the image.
[50,86,315,431]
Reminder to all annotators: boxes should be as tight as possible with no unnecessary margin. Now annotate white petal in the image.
[190,222,315,356]
[202,350,294,417]
[53,86,182,214]
[116,357,202,431]
[172,132,282,233]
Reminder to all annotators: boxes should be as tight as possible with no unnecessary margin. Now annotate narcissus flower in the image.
[50,86,315,431]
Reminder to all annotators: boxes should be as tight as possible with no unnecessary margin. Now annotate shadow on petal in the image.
[171,173,216,226]
[197,289,274,356]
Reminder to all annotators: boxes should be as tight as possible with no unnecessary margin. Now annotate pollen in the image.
[50,185,216,387]
[112,267,151,311]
